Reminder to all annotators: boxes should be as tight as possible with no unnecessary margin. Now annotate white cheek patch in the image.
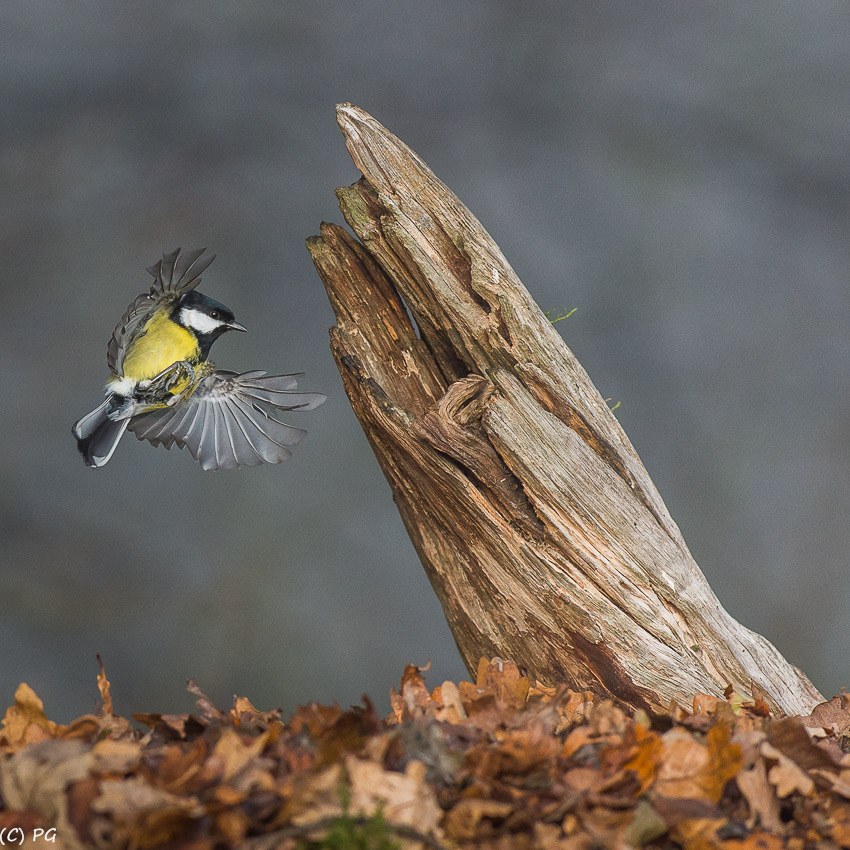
[180,307,225,335]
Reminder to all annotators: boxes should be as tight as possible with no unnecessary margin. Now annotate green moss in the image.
[297,811,401,850]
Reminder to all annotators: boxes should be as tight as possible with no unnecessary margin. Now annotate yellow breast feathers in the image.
[119,310,200,382]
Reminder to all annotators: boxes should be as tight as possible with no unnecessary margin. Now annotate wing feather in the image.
[127,370,325,470]
[223,398,265,466]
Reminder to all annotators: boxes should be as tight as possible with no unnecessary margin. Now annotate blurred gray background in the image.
[2,2,848,722]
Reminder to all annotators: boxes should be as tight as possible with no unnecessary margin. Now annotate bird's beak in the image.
[227,319,248,332]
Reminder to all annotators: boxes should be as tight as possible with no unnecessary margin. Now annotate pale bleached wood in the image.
[307,103,822,716]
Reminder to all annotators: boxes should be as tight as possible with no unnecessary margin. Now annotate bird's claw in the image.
[163,361,195,391]
[134,361,196,406]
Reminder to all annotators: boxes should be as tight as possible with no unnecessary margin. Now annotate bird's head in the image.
[175,290,247,357]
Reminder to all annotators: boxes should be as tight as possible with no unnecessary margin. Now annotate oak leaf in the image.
[443,798,513,840]
[0,684,61,750]
[653,724,741,803]
[347,755,441,838]
[735,755,781,831]
[761,742,814,798]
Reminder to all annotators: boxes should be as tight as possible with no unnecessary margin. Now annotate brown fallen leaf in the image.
[767,717,842,772]
[91,738,142,775]
[433,680,467,724]
[204,727,271,784]
[229,696,283,730]
[624,799,669,847]
[0,684,62,750]
[653,724,741,804]
[186,679,226,722]
[552,689,595,734]
[0,739,92,820]
[622,728,664,794]
[390,663,435,722]
[810,767,850,800]
[278,763,344,827]
[761,742,814,798]
[443,798,513,840]
[693,694,723,716]
[96,654,113,717]
[2,657,849,850]
[132,712,206,741]
[91,777,204,849]
[705,723,744,801]
[735,755,782,831]
[142,739,207,795]
[347,756,442,838]
[288,701,344,739]
[826,800,850,847]
[458,658,530,716]
[215,806,251,845]
[801,694,850,738]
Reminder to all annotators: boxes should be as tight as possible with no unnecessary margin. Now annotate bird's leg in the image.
[137,361,196,405]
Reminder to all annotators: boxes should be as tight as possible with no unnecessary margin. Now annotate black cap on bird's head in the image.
[175,290,247,357]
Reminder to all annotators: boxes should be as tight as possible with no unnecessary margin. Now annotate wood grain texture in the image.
[307,103,822,716]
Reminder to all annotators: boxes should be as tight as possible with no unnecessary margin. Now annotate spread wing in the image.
[127,370,326,470]
[107,247,216,376]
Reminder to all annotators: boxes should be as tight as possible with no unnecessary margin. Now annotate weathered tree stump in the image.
[307,104,822,717]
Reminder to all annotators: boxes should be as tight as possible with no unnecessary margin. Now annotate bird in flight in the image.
[73,248,325,470]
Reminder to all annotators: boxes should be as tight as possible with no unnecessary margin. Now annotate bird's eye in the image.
[209,310,220,320]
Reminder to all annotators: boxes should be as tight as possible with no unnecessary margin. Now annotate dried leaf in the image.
[761,742,815,798]
[801,695,850,738]
[0,658,845,850]
[279,763,344,827]
[623,729,663,793]
[146,740,207,795]
[693,694,723,716]
[736,756,781,831]
[654,724,741,803]
[588,701,628,737]
[0,739,92,818]
[767,717,841,772]
[204,727,270,784]
[810,768,850,800]
[347,756,441,836]
[434,680,467,724]
[91,738,142,775]
[96,654,113,717]
[443,798,513,840]
[705,723,744,801]
[0,684,61,749]
[458,657,529,716]
[91,777,204,849]
[533,821,566,848]
[827,800,850,846]
[186,679,226,721]
[552,690,595,734]
[390,664,435,722]
[230,696,283,730]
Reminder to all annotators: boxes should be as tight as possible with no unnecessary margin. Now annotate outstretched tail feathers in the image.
[72,400,129,468]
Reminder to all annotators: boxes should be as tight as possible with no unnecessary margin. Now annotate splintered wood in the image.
[307,103,822,716]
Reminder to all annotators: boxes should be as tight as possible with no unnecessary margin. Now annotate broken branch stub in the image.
[307,103,822,716]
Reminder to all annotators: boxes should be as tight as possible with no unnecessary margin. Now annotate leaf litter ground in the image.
[0,658,848,849]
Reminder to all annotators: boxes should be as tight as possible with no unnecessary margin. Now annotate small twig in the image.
[544,306,578,323]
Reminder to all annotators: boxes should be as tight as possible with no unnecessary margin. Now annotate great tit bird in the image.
[72,247,326,470]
